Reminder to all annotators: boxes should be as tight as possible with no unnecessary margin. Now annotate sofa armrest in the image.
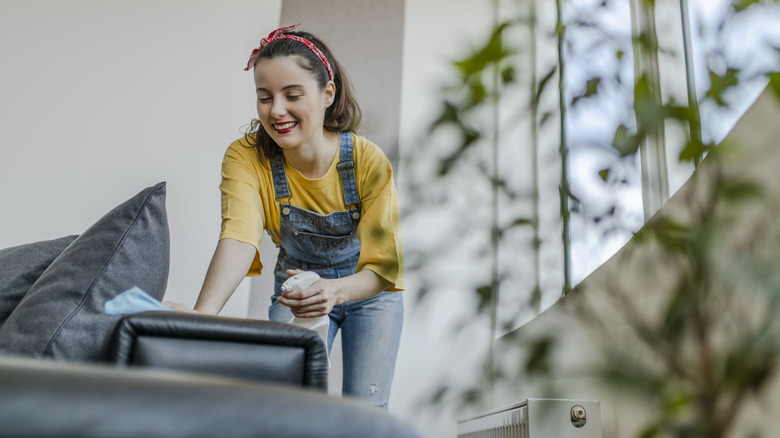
[0,356,422,438]
[100,312,328,390]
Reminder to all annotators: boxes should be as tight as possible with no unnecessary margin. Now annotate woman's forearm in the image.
[330,269,392,304]
[194,238,257,314]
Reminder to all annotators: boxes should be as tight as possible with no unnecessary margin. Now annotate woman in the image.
[190,24,404,408]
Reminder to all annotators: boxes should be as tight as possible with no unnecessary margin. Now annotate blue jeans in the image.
[269,290,403,408]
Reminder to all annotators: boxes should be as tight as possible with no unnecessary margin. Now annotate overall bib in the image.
[268,132,403,408]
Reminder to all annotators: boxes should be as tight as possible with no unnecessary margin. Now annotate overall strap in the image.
[270,151,290,200]
[271,132,360,205]
[337,132,361,207]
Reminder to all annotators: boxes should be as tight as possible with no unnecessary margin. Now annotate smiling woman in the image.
[174,24,406,410]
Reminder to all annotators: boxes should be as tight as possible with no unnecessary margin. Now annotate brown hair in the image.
[243,30,362,162]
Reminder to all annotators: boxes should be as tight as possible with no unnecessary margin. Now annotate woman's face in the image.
[254,56,334,151]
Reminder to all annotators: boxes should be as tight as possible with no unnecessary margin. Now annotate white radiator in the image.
[457,398,601,438]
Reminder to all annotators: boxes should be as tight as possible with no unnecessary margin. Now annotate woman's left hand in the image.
[277,269,340,317]
[162,301,199,313]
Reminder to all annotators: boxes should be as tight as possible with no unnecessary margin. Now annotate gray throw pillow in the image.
[0,182,170,361]
[0,235,79,330]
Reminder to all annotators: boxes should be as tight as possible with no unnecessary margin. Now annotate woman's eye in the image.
[258,97,272,103]
[287,95,301,101]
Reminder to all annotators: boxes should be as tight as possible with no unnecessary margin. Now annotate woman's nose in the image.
[270,100,287,118]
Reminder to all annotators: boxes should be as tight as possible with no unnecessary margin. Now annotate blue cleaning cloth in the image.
[105,286,173,315]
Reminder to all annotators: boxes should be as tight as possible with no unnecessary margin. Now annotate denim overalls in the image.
[268,132,403,408]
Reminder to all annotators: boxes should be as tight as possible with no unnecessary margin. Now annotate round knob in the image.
[571,405,586,420]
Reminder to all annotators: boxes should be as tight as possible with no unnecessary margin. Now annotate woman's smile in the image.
[273,121,298,134]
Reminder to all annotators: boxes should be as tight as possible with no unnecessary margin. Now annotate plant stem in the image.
[556,0,572,296]
[679,0,703,167]
[529,0,542,312]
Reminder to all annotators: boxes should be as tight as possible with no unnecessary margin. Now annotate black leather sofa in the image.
[0,312,422,437]
[0,184,421,436]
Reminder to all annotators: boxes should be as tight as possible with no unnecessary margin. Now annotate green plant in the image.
[403,1,780,433]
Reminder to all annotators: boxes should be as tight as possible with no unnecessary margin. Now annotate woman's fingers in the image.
[290,298,331,317]
[278,291,326,308]
[291,309,327,318]
[162,301,199,313]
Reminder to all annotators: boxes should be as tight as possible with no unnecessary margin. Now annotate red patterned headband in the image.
[243,23,334,82]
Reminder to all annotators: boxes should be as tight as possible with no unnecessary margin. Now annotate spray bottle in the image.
[280,271,330,351]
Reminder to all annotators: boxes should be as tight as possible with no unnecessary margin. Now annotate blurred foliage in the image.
[408,0,780,434]
[431,21,518,177]
[542,0,780,435]
[403,14,543,310]
[402,12,546,415]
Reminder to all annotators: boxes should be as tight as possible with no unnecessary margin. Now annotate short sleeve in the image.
[354,138,405,291]
[219,140,265,275]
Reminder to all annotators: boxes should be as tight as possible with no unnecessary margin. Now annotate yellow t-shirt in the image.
[219,133,404,291]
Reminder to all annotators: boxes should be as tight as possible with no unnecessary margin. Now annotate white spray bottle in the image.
[281,271,330,351]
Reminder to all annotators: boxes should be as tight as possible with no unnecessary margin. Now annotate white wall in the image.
[0,0,282,317]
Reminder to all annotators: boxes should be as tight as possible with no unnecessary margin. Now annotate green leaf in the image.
[639,425,661,438]
[569,199,581,213]
[584,77,600,98]
[534,67,557,107]
[705,68,740,107]
[555,21,565,38]
[428,386,448,404]
[660,103,694,124]
[768,72,780,102]
[678,140,711,163]
[430,101,460,130]
[612,124,641,156]
[539,111,553,127]
[720,180,764,202]
[662,287,693,340]
[476,285,495,313]
[598,168,610,181]
[466,78,488,108]
[643,217,692,252]
[525,337,555,375]
[529,284,542,307]
[733,0,763,11]
[723,338,776,392]
[454,22,516,78]
[634,75,665,130]
[633,32,658,55]
[501,65,516,85]
[572,77,601,106]
[633,77,693,128]
[505,217,535,231]
[437,128,481,176]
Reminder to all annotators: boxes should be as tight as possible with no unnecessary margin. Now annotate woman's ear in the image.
[323,81,336,108]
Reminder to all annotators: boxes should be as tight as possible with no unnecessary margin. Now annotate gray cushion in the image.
[0,235,78,330]
[0,182,170,361]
